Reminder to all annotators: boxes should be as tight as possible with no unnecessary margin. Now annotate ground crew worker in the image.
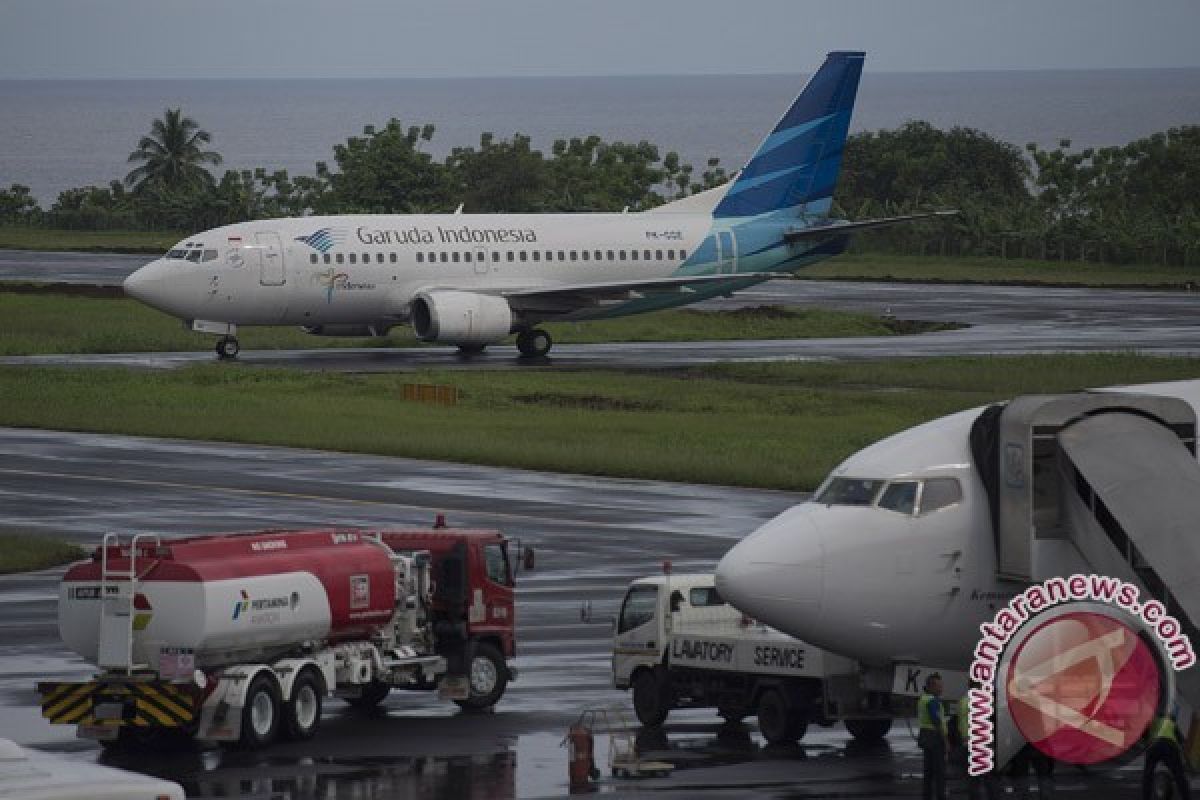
[918,672,948,800]
[1143,710,1190,800]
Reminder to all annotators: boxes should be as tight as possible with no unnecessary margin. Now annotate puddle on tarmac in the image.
[81,718,899,799]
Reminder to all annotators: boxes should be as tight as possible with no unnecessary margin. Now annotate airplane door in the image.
[473,245,489,275]
[256,231,286,286]
[715,231,737,274]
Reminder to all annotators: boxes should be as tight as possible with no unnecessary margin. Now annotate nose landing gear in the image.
[516,328,552,359]
[216,336,240,360]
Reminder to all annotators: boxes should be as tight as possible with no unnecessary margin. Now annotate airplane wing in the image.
[484,273,776,315]
[499,273,774,299]
[782,210,958,243]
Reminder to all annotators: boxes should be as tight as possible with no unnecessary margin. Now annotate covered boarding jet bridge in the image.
[716,380,1200,737]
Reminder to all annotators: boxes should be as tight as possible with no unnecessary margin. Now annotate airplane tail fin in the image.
[712,51,864,220]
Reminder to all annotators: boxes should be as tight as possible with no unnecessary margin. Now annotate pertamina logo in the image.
[231,589,250,621]
[1006,610,1160,765]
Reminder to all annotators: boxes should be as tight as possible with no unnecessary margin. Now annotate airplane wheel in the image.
[216,336,240,360]
[516,328,552,358]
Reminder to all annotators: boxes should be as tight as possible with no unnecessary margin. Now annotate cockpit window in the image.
[202,249,218,262]
[878,481,919,515]
[918,477,963,515]
[166,249,187,259]
[816,478,885,506]
[185,249,203,262]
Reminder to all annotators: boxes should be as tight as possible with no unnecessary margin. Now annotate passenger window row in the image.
[307,249,688,266]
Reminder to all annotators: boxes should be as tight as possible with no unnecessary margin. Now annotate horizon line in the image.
[3,64,1200,82]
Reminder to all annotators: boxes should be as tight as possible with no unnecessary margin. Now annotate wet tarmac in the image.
[0,248,147,285]
[0,428,1167,797]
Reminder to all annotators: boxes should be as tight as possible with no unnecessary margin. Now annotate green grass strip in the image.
[1,354,1196,490]
[0,227,180,254]
[0,532,86,574]
[805,253,1200,288]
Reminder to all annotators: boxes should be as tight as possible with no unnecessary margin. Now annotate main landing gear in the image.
[216,336,240,360]
[516,328,552,359]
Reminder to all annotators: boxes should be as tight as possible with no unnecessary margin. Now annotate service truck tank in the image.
[59,530,398,669]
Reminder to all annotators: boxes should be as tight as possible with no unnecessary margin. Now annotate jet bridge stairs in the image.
[971,391,1200,732]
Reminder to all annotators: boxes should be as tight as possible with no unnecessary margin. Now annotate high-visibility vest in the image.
[958,694,970,741]
[918,693,946,735]
[1151,716,1181,747]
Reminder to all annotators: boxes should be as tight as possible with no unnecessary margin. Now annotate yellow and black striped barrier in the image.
[38,679,197,728]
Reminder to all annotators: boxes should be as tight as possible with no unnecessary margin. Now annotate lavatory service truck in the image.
[609,573,895,744]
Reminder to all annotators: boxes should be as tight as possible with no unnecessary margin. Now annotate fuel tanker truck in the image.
[37,522,520,749]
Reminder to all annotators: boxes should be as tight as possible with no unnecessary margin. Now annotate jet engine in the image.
[410,290,515,346]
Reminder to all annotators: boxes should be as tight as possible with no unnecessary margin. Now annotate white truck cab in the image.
[611,573,895,745]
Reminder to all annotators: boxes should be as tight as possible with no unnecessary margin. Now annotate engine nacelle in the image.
[301,324,392,337]
[410,290,514,346]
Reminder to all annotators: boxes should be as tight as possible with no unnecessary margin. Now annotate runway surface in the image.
[0,428,1162,797]
[0,248,147,285]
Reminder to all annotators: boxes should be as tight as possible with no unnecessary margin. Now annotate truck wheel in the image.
[632,670,669,727]
[238,672,282,749]
[283,669,324,740]
[845,718,893,742]
[757,688,798,745]
[454,642,507,711]
[345,680,391,710]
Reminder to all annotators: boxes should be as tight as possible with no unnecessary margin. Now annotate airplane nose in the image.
[123,260,169,309]
[715,507,825,626]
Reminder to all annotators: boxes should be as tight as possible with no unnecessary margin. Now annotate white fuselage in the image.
[715,379,1200,671]
[126,212,714,330]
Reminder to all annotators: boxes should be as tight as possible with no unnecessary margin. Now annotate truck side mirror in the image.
[523,546,535,572]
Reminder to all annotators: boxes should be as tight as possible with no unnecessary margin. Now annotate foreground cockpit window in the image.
[816,477,885,506]
[918,477,963,515]
[878,481,919,514]
[166,248,187,259]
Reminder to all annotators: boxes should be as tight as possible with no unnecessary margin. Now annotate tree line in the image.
[1,109,1197,266]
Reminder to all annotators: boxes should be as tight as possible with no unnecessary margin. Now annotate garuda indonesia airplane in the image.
[123,51,950,359]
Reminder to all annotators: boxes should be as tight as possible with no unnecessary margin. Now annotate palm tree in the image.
[125,108,222,191]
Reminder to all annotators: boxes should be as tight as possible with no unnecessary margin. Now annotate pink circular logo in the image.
[1007,610,1161,765]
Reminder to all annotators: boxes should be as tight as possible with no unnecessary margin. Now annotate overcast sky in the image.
[2,0,1199,79]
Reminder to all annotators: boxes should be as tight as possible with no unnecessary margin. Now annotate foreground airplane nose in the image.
[715,506,825,627]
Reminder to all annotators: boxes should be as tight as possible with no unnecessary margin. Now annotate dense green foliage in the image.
[837,121,1200,265]
[0,355,1197,489]
[0,108,1196,267]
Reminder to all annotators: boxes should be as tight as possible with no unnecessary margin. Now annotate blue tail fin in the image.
[713,51,864,220]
